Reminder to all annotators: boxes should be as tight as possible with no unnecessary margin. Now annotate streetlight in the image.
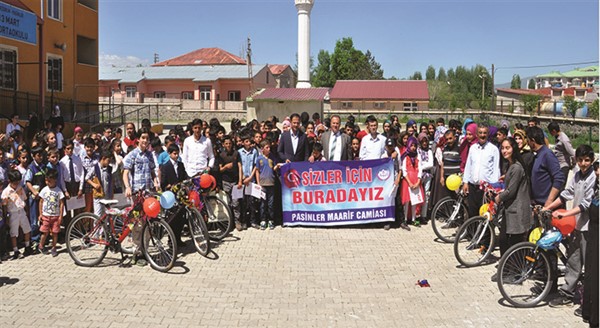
[478,74,486,102]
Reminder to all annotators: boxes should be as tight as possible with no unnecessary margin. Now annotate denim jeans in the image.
[260,185,275,222]
[28,197,40,242]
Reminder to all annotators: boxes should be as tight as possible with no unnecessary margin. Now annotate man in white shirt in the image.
[181,118,214,177]
[359,116,386,160]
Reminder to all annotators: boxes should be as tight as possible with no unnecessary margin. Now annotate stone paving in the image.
[0,224,586,327]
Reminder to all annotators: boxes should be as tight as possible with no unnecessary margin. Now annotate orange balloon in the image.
[143,197,161,218]
[200,173,216,190]
[552,209,576,236]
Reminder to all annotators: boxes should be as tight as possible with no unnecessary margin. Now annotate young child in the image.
[400,137,424,226]
[60,139,84,201]
[86,151,114,217]
[160,144,187,246]
[237,133,258,229]
[545,144,596,307]
[255,140,280,230]
[2,170,32,259]
[81,137,98,213]
[311,142,325,162]
[37,168,65,256]
[25,146,47,247]
[46,149,66,194]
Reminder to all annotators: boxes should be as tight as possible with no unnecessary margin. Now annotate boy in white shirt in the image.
[1,170,32,259]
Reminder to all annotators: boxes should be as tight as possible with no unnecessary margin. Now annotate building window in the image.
[575,90,586,98]
[342,102,353,109]
[552,90,562,97]
[266,71,269,84]
[125,86,136,98]
[47,56,62,92]
[403,102,417,111]
[228,91,241,101]
[153,91,165,98]
[77,35,98,66]
[48,0,62,20]
[374,102,386,109]
[182,91,194,100]
[200,86,211,101]
[0,48,17,90]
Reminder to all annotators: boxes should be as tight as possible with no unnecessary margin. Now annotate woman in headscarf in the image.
[512,129,534,176]
[418,132,434,222]
[401,136,424,226]
[459,122,478,173]
[406,120,417,137]
[460,118,474,143]
[500,119,511,137]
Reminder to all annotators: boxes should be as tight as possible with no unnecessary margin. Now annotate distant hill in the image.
[496,76,536,89]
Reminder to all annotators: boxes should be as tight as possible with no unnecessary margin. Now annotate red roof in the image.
[329,80,429,100]
[253,88,329,101]
[496,88,551,97]
[268,64,291,76]
[152,48,246,66]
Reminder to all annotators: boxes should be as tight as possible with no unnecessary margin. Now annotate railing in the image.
[74,104,161,130]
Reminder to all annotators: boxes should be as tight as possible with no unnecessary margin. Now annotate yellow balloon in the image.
[446,174,462,191]
[529,227,543,243]
[479,203,489,216]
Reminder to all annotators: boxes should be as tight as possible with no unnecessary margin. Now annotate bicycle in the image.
[65,190,177,272]
[188,175,234,241]
[496,207,570,308]
[430,189,468,243]
[167,179,211,256]
[453,182,504,267]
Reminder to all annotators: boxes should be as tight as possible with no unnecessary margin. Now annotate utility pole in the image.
[491,64,495,111]
[246,36,254,95]
[153,53,159,64]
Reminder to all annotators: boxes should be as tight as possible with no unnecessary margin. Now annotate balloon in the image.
[552,209,576,236]
[446,174,462,191]
[199,173,216,190]
[143,197,161,218]
[529,227,543,243]
[160,191,176,210]
[188,190,202,210]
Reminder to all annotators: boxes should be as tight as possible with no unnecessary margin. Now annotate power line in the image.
[497,61,599,70]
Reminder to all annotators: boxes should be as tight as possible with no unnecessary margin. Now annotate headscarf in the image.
[461,118,474,137]
[459,122,478,172]
[402,136,419,164]
[434,125,448,143]
[407,120,416,129]
[384,119,391,126]
[500,120,510,129]
[513,129,531,152]
[282,120,291,129]
[417,133,430,163]
[488,126,498,140]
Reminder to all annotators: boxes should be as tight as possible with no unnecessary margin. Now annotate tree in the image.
[409,71,423,80]
[312,50,333,87]
[324,37,384,83]
[425,65,436,80]
[511,74,521,89]
[365,50,384,79]
[563,95,584,119]
[437,67,447,81]
[589,99,599,119]
[522,94,542,114]
[528,79,536,89]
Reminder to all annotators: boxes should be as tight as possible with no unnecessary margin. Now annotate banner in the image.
[0,2,37,45]
[280,158,396,227]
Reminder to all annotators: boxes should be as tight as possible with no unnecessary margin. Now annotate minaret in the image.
[295,0,314,88]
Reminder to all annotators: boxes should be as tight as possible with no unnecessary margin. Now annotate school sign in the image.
[280,158,396,227]
[0,1,37,45]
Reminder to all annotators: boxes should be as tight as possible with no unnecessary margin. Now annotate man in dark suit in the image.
[277,113,309,163]
[160,144,188,246]
[313,114,350,161]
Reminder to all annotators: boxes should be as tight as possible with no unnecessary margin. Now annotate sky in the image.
[99,0,599,84]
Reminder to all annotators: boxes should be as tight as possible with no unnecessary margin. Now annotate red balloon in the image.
[200,173,216,190]
[552,209,576,236]
[188,190,202,210]
[143,197,161,218]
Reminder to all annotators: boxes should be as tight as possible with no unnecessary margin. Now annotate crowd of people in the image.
[0,110,596,326]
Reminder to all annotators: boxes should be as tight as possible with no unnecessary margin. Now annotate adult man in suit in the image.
[277,113,309,163]
[310,114,350,162]
[160,144,188,247]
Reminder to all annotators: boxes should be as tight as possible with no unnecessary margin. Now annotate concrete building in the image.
[268,64,295,88]
[247,87,328,122]
[535,66,598,90]
[329,80,429,111]
[0,0,99,119]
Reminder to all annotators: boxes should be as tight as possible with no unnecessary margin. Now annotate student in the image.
[81,137,98,213]
[237,133,258,229]
[311,142,325,162]
[2,170,32,259]
[255,140,280,230]
[15,149,29,188]
[86,151,114,217]
[37,168,65,257]
[400,137,424,226]
[160,144,187,191]
[46,149,66,194]
[382,138,406,231]
[25,146,47,246]
[545,145,596,308]
[219,136,241,230]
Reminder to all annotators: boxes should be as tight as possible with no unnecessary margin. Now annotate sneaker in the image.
[51,248,58,257]
[260,221,267,230]
[12,251,23,260]
[39,246,49,255]
[251,223,260,230]
[384,224,391,230]
[23,247,33,257]
[400,222,411,231]
[412,220,421,227]
[132,254,147,267]
[268,221,275,230]
[241,223,248,230]
[490,272,498,282]
[235,221,243,232]
[574,306,582,317]
[549,293,573,308]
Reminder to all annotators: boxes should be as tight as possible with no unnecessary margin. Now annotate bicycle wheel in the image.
[430,196,468,243]
[66,212,109,267]
[203,196,234,241]
[453,216,496,267]
[187,207,211,257]
[141,218,177,272]
[113,214,135,254]
[497,242,553,308]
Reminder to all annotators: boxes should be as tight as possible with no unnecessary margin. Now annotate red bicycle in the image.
[65,190,177,272]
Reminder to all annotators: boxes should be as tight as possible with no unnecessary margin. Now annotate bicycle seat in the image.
[99,199,119,206]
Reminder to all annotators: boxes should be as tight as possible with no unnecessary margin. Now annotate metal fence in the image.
[0,89,98,122]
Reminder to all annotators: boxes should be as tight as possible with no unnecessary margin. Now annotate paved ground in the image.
[0,224,585,327]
